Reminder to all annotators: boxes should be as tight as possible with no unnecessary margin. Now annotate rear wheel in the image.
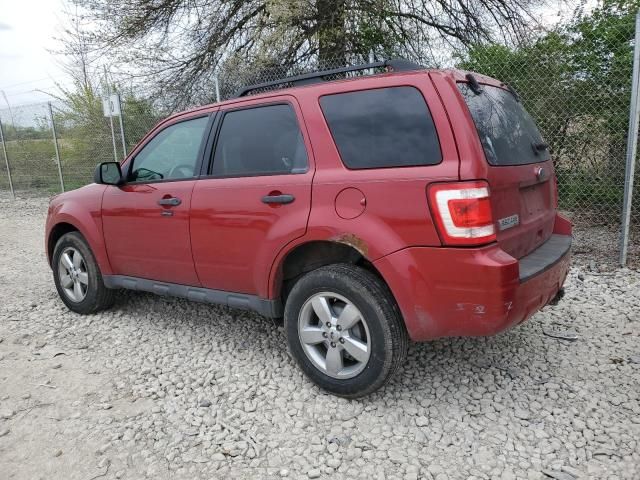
[284,264,408,398]
[52,232,115,314]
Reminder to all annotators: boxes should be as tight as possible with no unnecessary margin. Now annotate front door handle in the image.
[157,197,182,207]
[262,194,295,205]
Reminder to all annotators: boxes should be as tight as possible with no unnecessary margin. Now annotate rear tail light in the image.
[428,181,496,246]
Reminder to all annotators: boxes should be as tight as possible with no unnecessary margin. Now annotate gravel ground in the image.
[0,197,639,480]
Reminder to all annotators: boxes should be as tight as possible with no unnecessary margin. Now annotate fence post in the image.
[117,93,127,158]
[0,119,15,199]
[48,102,65,193]
[620,11,640,266]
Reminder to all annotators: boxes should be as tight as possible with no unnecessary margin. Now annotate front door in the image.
[102,115,212,286]
[190,99,314,297]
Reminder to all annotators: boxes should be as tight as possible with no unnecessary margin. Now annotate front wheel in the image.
[284,264,408,398]
[52,232,115,314]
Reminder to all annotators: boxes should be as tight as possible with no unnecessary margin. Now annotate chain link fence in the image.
[0,22,639,265]
[0,98,161,194]
[458,16,640,266]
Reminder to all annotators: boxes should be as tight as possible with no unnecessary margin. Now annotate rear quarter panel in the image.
[268,72,459,297]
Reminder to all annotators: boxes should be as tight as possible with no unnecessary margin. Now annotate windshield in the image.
[458,83,550,166]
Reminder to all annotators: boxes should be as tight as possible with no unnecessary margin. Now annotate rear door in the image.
[190,96,313,297]
[456,81,556,259]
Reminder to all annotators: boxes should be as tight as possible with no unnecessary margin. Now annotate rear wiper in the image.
[532,142,549,154]
[465,73,483,95]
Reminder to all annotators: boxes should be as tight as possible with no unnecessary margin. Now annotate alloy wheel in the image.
[298,292,371,379]
[57,247,89,303]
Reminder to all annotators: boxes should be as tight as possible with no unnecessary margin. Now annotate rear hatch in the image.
[457,81,556,259]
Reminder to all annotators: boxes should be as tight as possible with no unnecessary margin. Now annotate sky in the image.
[0,0,596,109]
[0,0,69,107]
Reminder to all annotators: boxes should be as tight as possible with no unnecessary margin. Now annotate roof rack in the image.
[234,58,423,98]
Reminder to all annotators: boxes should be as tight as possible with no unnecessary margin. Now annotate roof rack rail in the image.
[234,58,423,98]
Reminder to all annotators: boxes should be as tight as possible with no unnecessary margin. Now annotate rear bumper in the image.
[374,215,572,341]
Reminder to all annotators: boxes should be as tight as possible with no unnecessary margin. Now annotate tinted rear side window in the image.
[320,86,441,169]
[211,104,308,177]
[458,83,550,166]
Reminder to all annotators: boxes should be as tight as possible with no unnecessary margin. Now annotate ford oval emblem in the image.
[536,166,546,180]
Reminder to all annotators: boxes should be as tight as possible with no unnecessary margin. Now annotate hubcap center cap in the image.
[328,328,339,341]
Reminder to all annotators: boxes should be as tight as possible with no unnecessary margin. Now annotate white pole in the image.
[620,11,640,266]
[104,65,119,162]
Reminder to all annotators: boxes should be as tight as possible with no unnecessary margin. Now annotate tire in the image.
[52,232,115,314]
[284,263,408,398]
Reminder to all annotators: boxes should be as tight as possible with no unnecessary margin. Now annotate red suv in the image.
[46,60,571,397]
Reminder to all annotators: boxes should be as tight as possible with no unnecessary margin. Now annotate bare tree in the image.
[71,0,543,107]
[56,2,98,91]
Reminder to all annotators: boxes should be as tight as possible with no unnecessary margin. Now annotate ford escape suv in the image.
[45,59,571,398]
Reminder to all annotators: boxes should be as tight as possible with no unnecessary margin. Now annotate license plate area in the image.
[521,184,547,218]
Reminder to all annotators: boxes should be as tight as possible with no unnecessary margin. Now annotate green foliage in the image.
[53,82,116,188]
[0,138,59,191]
[458,0,639,220]
[2,123,51,141]
[121,94,162,153]
[0,81,162,194]
[52,81,161,189]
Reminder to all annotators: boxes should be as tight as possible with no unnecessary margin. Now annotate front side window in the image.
[211,104,308,177]
[319,86,442,169]
[458,83,550,166]
[129,116,209,182]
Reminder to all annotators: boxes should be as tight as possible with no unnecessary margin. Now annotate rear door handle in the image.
[157,197,182,207]
[262,194,295,205]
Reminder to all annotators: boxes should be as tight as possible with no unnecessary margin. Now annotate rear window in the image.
[319,86,442,169]
[458,83,550,166]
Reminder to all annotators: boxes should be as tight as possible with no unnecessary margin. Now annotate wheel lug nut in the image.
[339,338,344,344]
[336,325,342,331]
[330,342,336,348]
[322,332,328,338]
[326,322,331,328]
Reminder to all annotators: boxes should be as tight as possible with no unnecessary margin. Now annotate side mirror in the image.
[94,162,123,185]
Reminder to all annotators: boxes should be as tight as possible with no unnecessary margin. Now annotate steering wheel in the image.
[168,164,194,179]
